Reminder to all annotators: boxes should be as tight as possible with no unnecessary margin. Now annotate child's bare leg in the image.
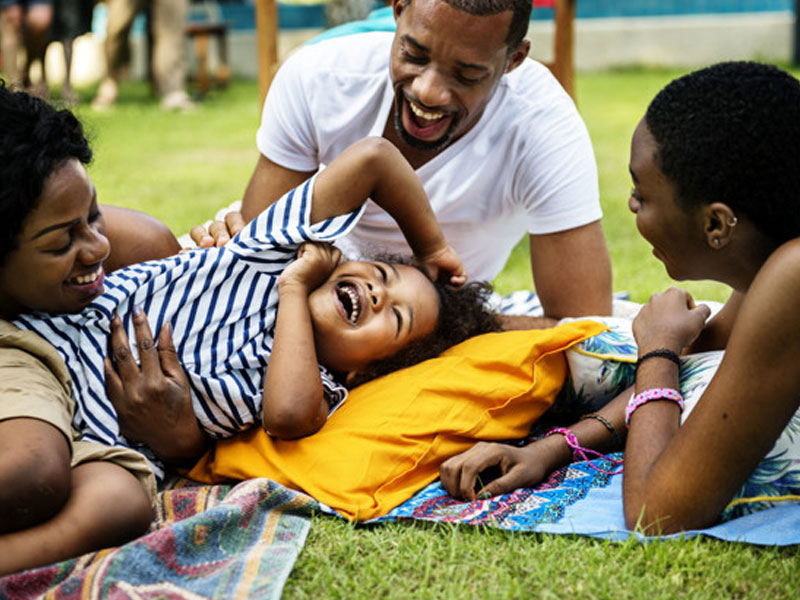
[0,461,152,576]
[0,418,71,533]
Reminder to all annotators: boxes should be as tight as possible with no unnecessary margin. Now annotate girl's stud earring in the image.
[713,238,721,247]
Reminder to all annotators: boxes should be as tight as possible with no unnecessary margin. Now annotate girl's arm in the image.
[623,240,800,533]
[684,289,743,354]
[440,389,628,500]
[311,137,465,284]
[262,243,341,439]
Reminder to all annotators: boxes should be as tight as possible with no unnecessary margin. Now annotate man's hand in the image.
[189,211,247,248]
[440,440,561,501]
[104,308,208,464]
[279,242,342,292]
[415,244,467,286]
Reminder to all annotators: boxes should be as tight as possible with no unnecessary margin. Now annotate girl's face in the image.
[628,119,709,281]
[0,159,110,318]
[308,260,440,376]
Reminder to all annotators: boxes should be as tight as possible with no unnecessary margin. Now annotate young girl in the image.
[440,61,800,534]
[13,127,499,480]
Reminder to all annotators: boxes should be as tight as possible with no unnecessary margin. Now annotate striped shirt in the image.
[14,176,363,478]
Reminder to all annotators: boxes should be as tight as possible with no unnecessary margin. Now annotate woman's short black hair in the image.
[0,80,93,264]
[348,259,501,387]
[645,61,800,245]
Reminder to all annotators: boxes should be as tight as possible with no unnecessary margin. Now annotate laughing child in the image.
[13,135,500,478]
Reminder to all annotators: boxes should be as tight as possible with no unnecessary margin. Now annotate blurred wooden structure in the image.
[253,0,576,106]
[255,0,279,107]
[543,0,576,100]
[185,21,231,94]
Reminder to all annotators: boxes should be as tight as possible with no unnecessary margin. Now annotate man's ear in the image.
[505,40,530,74]
[393,0,408,21]
[704,202,738,250]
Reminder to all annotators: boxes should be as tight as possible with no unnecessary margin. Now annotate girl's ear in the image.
[704,202,738,250]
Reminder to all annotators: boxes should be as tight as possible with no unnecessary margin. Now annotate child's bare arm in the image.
[311,137,466,285]
[263,243,342,439]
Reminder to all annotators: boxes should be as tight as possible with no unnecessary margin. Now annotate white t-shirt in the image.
[257,32,601,281]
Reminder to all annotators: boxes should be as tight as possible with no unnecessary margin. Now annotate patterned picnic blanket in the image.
[0,477,314,599]
[372,455,800,545]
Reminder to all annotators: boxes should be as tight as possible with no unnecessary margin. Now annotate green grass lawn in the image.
[64,68,799,598]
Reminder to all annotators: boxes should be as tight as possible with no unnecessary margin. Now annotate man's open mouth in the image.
[336,281,362,324]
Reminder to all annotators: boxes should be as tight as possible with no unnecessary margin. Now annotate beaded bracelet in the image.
[635,348,680,373]
[580,413,623,448]
[545,427,623,475]
[625,387,684,427]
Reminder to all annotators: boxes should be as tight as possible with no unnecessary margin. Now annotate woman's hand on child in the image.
[104,309,208,464]
[634,287,712,354]
[416,244,467,286]
[279,242,342,292]
[440,440,559,501]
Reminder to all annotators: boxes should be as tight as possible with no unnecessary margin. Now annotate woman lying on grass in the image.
[441,61,800,534]
[0,85,498,573]
[0,81,170,575]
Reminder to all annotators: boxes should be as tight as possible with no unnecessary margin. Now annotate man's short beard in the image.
[393,101,456,154]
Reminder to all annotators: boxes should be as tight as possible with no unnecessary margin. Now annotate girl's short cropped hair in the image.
[645,61,800,245]
[348,264,501,387]
[0,81,93,264]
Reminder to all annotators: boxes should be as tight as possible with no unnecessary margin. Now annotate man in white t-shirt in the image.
[212,0,612,323]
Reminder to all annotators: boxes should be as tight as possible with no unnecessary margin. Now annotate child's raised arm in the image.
[263,242,342,439]
[311,137,466,285]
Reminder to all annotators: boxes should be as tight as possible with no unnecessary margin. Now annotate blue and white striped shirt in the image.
[15,176,363,476]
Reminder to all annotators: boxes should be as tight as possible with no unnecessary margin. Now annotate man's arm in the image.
[528,220,613,319]
[241,154,316,222]
[101,205,181,272]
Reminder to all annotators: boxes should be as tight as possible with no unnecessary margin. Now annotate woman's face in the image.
[0,159,110,318]
[628,119,709,281]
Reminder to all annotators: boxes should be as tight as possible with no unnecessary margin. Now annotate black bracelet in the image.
[635,348,681,373]
[580,413,622,448]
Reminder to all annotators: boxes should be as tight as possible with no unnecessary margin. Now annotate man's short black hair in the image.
[645,61,800,245]
[403,0,532,53]
[0,80,93,264]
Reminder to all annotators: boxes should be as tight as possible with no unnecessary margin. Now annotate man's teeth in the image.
[344,286,360,323]
[410,102,444,121]
[70,267,101,285]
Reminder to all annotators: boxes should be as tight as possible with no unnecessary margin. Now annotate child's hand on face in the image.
[279,242,342,292]
[416,244,467,286]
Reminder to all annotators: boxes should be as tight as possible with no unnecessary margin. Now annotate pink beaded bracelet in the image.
[625,387,684,427]
[545,427,623,475]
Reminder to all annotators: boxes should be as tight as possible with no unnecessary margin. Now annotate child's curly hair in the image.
[347,258,501,388]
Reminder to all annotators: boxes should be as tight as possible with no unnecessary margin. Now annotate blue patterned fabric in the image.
[361,310,800,544]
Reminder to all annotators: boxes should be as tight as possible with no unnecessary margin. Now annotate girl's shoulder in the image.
[751,238,800,296]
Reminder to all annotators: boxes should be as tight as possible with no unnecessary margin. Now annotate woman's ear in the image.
[704,202,738,250]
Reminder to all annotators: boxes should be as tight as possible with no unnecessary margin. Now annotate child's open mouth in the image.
[336,281,362,324]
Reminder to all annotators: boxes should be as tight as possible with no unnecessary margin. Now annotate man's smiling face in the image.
[389,0,521,153]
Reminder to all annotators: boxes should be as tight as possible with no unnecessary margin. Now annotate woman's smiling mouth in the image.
[67,266,103,286]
